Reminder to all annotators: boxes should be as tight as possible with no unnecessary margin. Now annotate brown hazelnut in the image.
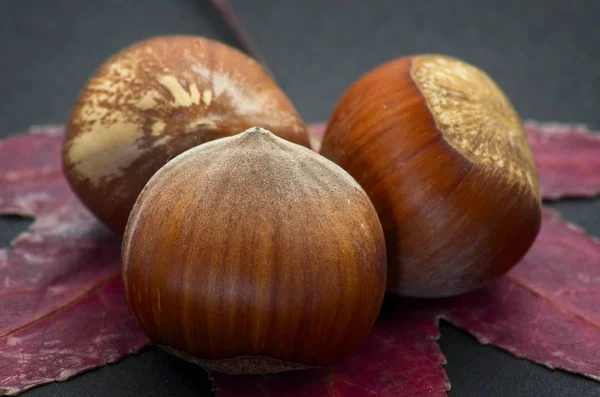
[122,127,386,374]
[63,35,309,233]
[321,55,541,297]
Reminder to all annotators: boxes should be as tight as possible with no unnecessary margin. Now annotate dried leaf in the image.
[1,124,599,396]
[523,121,600,199]
[0,128,148,395]
[441,206,600,377]
[212,303,449,397]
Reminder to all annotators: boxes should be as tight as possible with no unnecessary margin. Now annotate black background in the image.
[1,1,599,396]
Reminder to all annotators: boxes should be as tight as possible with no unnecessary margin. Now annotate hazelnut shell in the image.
[320,54,542,297]
[63,35,309,233]
[122,127,387,373]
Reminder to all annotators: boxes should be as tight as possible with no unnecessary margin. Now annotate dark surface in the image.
[1,0,599,396]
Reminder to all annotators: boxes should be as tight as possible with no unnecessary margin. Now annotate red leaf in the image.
[0,128,149,395]
[523,121,600,199]
[211,305,449,397]
[1,123,599,396]
[441,207,600,378]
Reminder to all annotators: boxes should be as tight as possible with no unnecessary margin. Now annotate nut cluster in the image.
[63,36,541,373]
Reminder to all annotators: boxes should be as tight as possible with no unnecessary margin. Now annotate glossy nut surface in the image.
[63,35,309,233]
[321,55,542,297]
[122,127,386,374]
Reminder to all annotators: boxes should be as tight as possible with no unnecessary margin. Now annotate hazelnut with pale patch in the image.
[63,35,310,233]
[320,54,542,297]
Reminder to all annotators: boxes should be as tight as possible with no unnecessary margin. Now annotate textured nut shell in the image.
[122,128,386,373]
[321,55,541,297]
[410,55,538,192]
[63,35,309,233]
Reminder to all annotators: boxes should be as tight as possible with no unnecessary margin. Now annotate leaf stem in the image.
[208,0,273,75]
